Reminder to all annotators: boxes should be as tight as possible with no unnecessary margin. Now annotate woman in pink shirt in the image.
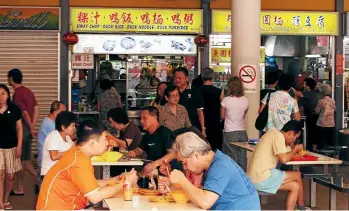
[220,76,249,170]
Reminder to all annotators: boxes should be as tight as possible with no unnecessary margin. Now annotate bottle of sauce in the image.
[123,176,133,201]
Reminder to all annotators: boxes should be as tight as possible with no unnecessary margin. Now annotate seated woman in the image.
[159,85,192,131]
[37,120,138,210]
[158,132,260,210]
[40,111,77,180]
[107,107,143,154]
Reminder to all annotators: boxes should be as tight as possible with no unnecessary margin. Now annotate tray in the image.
[291,154,319,161]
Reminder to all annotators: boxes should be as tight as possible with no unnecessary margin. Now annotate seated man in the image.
[247,120,308,211]
[159,132,260,210]
[37,120,138,210]
[127,106,176,175]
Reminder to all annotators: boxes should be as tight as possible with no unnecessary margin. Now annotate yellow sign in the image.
[71,8,202,33]
[211,47,265,63]
[212,10,338,35]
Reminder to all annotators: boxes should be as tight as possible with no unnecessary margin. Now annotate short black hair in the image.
[100,79,113,91]
[142,106,159,121]
[107,108,129,124]
[278,74,294,91]
[50,101,64,113]
[55,111,77,132]
[76,120,106,145]
[281,120,302,134]
[0,84,11,105]
[266,71,279,85]
[174,67,189,77]
[8,69,23,84]
[163,84,179,98]
[304,78,316,90]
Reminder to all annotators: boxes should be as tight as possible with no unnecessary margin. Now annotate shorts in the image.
[0,148,22,174]
[21,126,32,161]
[253,168,286,194]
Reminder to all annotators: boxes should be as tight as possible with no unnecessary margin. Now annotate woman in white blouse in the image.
[40,111,77,179]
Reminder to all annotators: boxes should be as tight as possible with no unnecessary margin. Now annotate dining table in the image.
[231,141,343,207]
[104,194,204,211]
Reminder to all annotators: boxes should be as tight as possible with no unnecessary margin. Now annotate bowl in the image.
[170,190,190,204]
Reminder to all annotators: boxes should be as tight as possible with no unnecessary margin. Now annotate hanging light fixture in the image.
[194,34,209,50]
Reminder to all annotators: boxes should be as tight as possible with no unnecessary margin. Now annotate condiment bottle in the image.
[123,176,133,201]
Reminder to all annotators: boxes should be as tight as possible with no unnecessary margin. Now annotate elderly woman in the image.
[159,132,260,210]
[159,85,192,131]
[315,84,335,149]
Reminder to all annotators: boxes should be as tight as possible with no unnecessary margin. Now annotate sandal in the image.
[4,202,12,210]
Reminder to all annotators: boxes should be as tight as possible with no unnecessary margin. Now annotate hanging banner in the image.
[211,47,265,63]
[212,10,338,35]
[0,7,60,31]
[71,8,202,34]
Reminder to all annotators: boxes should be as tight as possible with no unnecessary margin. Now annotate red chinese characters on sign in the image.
[93,11,100,24]
[184,13,194,25]
[220,50,227,57]
[263,15,271,25]
[171,13,181,25]
[74,54,82,61]
[77,12,88,23]
[109,12,120,24]
[213,49,219,57]
[153,13,163,24]
[121,12,133,24]
[141,13,151,24]
[83,55,91,62]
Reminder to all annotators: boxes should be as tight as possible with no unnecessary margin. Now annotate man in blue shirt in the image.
[37,101,66,187]
[165,132,260,210]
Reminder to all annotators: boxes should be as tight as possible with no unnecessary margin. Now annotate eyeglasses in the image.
[169,94,180,98]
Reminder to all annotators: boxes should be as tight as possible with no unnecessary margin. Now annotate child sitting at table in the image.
[247,120,310,211]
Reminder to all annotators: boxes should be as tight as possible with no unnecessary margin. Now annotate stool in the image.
[257,191,273,205]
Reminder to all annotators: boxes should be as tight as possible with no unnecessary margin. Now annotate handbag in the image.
[255,93,271,131]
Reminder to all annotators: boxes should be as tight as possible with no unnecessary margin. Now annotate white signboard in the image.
[72,54,94,69]
[238,64,257,93]
[73,34,197,55]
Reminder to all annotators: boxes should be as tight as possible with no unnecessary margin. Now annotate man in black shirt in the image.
[127,106,175,175]
[260,70,279,102]
[174,67,206,137]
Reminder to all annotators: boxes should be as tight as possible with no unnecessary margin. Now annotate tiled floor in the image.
[7,165,349,210]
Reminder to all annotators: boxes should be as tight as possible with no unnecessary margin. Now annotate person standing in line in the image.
[0,84,23,210]
[315,84,336,149]
[201,67,224,151]
[221,76,249,170]
[174,67,206,137]
[150,82,168,110]
[260,71,279,102]
[8,68,39,195]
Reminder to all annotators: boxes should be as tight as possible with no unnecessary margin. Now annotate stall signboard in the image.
[211,47,265,63]
[71,54,94,69]
[71,8,202,34]
[212,10,338,35]
[0,7,60,31]
[73,34,197,55]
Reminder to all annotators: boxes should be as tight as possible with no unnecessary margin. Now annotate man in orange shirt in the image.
[37,120,138,210]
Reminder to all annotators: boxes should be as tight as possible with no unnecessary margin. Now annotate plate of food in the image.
[149,195,174,203]
[138,188,161,196]
[291,154,319,161]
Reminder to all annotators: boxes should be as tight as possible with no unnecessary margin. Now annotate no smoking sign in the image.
[238,65,257,93]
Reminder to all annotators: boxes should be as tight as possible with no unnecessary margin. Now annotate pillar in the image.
[200,0,211,74]
[60,0,69,105]
[231,0,261,139]
[335,0,344,145]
